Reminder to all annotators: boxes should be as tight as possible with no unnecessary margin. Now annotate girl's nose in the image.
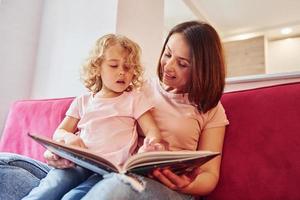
[119,68,125,75]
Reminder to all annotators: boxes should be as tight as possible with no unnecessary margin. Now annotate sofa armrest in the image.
[0,97,74,162]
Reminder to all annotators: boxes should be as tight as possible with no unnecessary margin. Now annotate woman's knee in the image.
[0,152,50,179]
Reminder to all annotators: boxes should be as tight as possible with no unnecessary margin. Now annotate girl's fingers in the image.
[44,150,74,168]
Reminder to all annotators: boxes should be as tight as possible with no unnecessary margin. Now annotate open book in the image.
[28,133,220,176]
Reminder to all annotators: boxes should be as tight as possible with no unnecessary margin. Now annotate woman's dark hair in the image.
[157,21,226,113]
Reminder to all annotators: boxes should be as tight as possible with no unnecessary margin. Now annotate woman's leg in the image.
[22,166,93,200]
[82,173,195,200]
[0,153,50,200]
[62,173,103,200]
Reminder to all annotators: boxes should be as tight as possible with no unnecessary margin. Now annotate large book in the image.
[28,133,220,176]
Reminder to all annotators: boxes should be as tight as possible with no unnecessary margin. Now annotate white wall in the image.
[31,0,118,98]
[116,0,164,78]
[0,0,118,136]
[267,37,300,74]
[0,0,43,134]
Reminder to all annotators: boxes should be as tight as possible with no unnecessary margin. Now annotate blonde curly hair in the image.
[81,34,143,93]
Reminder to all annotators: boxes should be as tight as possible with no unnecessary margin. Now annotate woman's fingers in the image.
[161,169,192,188]
[153,169,178,190]
[153,168,193,190]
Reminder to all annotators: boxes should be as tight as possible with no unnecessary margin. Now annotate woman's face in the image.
[160,33,192,92]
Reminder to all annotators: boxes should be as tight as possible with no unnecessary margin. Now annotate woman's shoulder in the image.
[200,102,229,128]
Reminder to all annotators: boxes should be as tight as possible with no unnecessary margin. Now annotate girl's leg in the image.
[23,166,93,200]
[82,173,195,200]
[0,153,50,200]
[62,173,103,200]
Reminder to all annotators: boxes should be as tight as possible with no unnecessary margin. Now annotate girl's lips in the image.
[116,80,125,84]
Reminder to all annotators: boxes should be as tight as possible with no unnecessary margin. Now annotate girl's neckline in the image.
[93,91,128,101]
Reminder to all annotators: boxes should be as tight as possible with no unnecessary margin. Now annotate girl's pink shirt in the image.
[142,78,229,151]
[66,90,152,165]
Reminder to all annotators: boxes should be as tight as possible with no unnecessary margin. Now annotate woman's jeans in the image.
[0,153,195,200]
[0,153,50,200]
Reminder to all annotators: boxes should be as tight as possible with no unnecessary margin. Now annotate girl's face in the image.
[99,43,135,97]
[160,33,191,93]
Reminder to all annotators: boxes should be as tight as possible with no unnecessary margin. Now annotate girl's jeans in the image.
[22,166,101,200]
[0,153,195,200]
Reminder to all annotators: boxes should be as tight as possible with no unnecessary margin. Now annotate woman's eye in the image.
[163,52,171,58]
[179,62,189,68]
[109,65,118,68]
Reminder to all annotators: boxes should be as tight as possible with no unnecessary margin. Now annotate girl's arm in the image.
[153,126,226,195]
[52,116,85,147]
[137,111,166,152]
[44,116,86,168]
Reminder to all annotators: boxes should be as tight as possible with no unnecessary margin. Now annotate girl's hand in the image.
[152,167,201,191]
[63,133,87,148]
[43,150,75,169]
[138,137,168,153]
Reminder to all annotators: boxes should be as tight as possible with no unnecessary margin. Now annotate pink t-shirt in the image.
[142,78,229,151]
[66,90,152,165]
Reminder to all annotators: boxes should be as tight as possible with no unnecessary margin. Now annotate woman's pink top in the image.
[142,78,229,151]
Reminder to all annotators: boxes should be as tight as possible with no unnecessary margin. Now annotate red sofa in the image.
[1,82,300,200]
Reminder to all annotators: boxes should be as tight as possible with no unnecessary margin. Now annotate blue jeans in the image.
[0,153,50,200]
[82,173,195,200]
[0,153,195,200]
[22,166,101,200]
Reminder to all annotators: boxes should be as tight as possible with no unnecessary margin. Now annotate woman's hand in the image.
[43,150,75,169]
[152,167,201,192]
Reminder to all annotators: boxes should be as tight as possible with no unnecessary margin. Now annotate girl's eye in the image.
[109,65,118,68]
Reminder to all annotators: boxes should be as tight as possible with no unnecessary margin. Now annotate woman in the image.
[0,21,228,200]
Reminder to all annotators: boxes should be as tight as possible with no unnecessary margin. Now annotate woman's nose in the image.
[164,58,175,72]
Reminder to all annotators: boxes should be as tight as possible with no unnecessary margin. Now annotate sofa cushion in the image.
[0,97,74,162]
[207,82,300,200]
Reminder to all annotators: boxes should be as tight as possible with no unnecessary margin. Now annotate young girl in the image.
[22,34,165,200]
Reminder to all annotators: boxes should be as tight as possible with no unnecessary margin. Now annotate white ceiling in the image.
[165,0,300,41]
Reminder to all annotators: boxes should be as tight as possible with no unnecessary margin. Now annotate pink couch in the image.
[1,82,300,200]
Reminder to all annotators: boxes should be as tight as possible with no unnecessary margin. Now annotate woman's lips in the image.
[163,73,175,81]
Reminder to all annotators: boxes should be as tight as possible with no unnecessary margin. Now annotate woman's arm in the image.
[153,126,226,195]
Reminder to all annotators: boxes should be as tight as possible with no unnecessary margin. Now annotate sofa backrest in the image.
[1,82,300,199]
[0,97,74,162]
[207,82,300,200]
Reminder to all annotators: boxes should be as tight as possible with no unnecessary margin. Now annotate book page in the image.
[123,151,220,173]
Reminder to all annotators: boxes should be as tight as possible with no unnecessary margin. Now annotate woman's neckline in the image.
[156,78,188,99]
